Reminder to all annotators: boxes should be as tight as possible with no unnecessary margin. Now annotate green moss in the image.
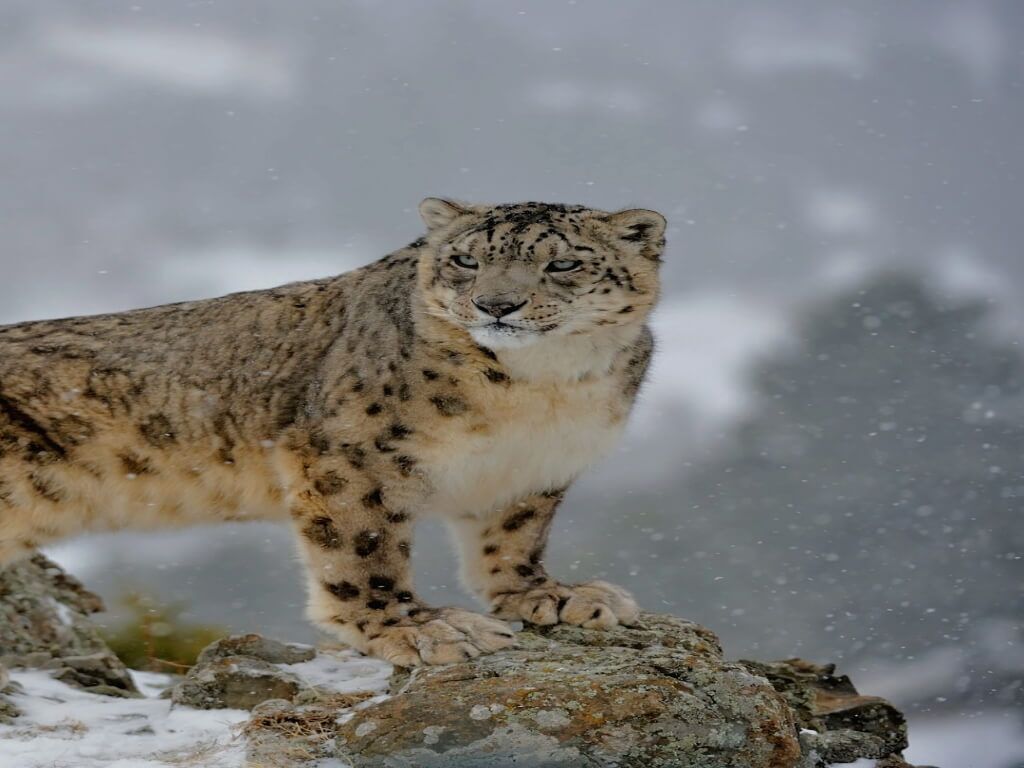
[99,592,224,672]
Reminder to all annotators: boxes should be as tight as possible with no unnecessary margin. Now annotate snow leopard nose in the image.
[472,296,528,318]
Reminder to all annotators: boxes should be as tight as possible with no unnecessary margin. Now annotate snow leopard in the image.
[0,198,665,665]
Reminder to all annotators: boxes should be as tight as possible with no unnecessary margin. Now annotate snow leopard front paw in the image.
[490,580,640,630]
[365,607,516,667]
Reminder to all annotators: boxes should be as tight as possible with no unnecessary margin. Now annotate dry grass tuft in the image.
[241,690,375,741]
[242,706,339,741]
[240,694,383,768]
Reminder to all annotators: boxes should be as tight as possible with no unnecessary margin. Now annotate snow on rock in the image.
[277,648,392,698]
[168,633,392,712]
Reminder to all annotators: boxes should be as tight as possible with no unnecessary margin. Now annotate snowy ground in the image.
[0,650,391,768]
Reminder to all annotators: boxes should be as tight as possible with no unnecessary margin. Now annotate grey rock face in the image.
[196,633,316,666]
[0,554,138,699]
[263,614,804,768]
[742,658,909,766]
[171,654,309,710]
[242,615,923,768]
[46,652,140,698]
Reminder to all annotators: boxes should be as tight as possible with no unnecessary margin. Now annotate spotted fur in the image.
[0,198,665,665]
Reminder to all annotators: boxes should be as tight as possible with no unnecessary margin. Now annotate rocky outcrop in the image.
[241,615,920,768]
[1,557,922,766]
[742,658,909,766]
[0,554,138,701]
[328,614,799,768]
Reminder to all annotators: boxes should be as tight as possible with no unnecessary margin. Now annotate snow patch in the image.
[0,648,392,767]
[278,648,391,697]
[0,669,247,767]
[46,597,75,627]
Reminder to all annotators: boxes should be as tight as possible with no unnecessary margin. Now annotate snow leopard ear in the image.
[600,209,667,261]
[419,198,473,231]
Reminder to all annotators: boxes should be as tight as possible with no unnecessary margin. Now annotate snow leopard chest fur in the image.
[419,373,628,519]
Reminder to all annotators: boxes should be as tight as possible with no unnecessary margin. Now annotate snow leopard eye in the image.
[450,253,478,269]
[545,259,582,273]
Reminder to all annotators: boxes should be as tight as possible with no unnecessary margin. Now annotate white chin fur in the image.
[467,321,643,383]
[468,325,542,350]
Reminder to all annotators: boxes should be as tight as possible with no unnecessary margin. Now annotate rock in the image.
[0,670,21,724]
[0,698,20,725]
[171,654,310,710]
[0,554,139,700]
[197,633,316,666]
[46,652,141,698]
[306,614,802,768]
[169,633,320,710]
[240,614,920,768]
[1,554,106,658]
[1,554,922,766]
[741,658,908,765]
[42,651,140,700]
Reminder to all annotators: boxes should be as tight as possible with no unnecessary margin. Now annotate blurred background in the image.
[1,2,1021,765]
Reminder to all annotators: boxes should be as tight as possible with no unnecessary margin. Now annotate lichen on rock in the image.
[196,633,316,666]
[170,654,310,710]
[323,613,801,768]
[741,658,909,766]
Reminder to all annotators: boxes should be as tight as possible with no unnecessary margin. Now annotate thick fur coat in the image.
[0,199,665,664]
